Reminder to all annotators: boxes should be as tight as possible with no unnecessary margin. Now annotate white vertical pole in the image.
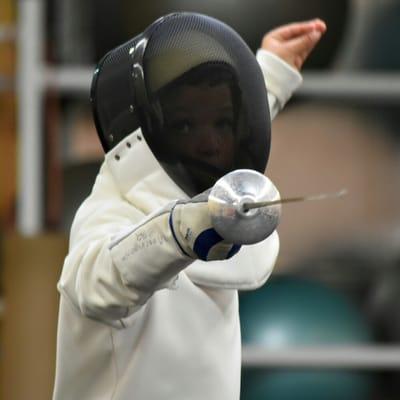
[17,0,45,235]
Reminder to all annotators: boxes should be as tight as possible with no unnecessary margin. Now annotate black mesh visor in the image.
[92,13,271,196]
[144,13,270,196]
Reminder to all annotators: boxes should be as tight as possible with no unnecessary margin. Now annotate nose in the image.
[196,127,222,157]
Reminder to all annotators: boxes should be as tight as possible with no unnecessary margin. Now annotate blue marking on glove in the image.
[193,228,224,261]
[169,212,190,257]
[227,244,241,258]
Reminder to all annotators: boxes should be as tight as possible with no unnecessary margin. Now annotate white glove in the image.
[169,192,241,261]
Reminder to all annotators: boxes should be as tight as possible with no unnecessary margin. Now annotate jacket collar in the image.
[105,129,188,214]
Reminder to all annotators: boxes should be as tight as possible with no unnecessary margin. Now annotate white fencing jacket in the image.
[53,50,302,400]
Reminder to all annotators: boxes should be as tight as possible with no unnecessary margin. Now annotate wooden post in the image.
[1,234,68,400]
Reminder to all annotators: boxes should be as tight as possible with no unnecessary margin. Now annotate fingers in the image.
[287,28,323,57]
[313,19,327,33]
[261,18,327,70]
[270,19,326,40]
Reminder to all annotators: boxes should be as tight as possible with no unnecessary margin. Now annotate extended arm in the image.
[58,165,241,328]
[257,19,327,119]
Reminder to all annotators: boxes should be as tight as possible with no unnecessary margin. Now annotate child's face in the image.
[162,83,235,171]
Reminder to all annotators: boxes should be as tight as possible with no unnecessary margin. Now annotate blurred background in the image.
[1,0,400,399]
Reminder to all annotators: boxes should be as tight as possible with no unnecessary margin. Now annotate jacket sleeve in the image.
[256,49,303,120]
[57,162,192,328]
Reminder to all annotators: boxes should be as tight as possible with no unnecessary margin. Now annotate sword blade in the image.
[243,189,348,211]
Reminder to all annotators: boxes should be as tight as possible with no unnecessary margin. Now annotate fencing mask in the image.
[91,12,271,196]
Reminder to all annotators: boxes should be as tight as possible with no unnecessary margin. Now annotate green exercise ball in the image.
[240,277,376,400]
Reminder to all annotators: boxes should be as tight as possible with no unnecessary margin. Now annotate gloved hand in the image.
[169,191,241,261]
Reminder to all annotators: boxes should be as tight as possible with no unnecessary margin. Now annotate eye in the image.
[169,119,192,136]
[215,117,234,131]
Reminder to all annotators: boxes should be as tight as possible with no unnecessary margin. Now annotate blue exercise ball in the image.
[240,277,376,400]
